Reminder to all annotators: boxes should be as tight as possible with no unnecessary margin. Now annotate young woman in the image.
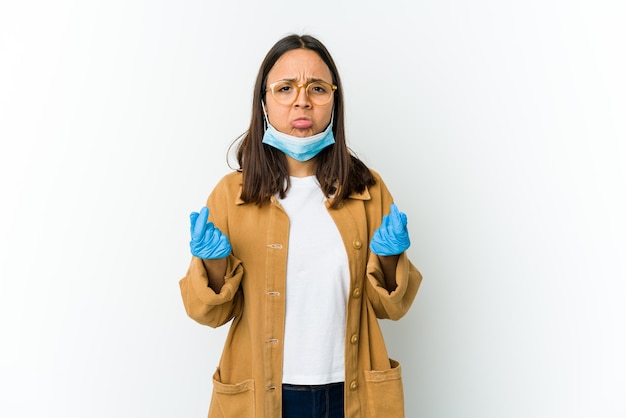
[179,34,422,418]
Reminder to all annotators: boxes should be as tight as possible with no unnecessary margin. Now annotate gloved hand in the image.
[369,204,411,256]
[189,206,232,259]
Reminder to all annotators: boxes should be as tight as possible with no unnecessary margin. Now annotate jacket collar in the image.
[347,189,371,200]
[235,188,245,205]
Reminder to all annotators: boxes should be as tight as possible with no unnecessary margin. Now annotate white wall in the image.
[1,1,624,417]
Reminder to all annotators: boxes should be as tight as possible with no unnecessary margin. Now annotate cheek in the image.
[266,105,287,127]
[319,107,333,126]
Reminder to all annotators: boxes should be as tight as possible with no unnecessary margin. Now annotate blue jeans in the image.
[282,382,345,418]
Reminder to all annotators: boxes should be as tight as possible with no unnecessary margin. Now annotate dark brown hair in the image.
[235,34,375,208]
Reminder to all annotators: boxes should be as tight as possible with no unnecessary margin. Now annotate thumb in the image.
[191,207,209,240]
[389,204,407,229]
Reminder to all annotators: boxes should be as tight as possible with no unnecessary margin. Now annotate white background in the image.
[1,1,625,417]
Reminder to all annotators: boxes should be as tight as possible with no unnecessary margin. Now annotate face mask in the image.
[261,105,335,162]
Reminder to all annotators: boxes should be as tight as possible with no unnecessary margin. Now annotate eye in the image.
[273,81,295,94]
[309,82,328,94]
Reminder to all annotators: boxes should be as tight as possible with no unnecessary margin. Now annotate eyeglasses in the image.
[266,80,337,106]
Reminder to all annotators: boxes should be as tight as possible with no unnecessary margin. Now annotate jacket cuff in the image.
[188,255,243,305]
[366,251,411,302]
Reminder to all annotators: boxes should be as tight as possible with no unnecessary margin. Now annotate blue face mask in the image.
[261,105,335,162]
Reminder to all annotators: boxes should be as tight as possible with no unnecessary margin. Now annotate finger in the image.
[192,207,209,240]
[217,234,231,254]
[200,206,209,221]
[202,222,219,247]
[189,212,199,235]
[389,204,402,223]
[389,204,408,229]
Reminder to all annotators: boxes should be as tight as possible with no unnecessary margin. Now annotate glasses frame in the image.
[266,79,338,106]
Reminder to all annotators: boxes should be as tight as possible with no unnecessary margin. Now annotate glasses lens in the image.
[269,81,335,105]
[271,81,298,105]
[306,81,334,105]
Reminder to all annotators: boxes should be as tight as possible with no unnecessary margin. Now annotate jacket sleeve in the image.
[365,251,422,320]
[178,174,244,328]
[363,170,422,320]
[179,254,244,328]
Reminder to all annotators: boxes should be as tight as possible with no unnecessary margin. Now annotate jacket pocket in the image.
[362,359,404,418]
[209,369,255,418]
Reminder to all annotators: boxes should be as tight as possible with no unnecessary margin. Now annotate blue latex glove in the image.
[369,204,411,256]
[189,206,232,259]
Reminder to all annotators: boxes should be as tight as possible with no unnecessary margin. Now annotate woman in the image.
[179,34,422,418]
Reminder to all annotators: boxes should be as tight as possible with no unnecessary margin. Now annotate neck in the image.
[286,155,318,177]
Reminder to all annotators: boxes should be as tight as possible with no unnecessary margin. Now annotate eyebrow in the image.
[275,77,330,84]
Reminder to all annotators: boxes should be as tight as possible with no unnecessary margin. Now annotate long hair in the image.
[235,34,374,208]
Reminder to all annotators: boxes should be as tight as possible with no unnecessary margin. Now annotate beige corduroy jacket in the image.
[180,170,422,418]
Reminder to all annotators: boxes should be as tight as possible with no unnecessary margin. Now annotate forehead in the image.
[267,49,332,82]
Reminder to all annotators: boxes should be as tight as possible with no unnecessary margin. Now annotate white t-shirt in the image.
[277,176,350,384]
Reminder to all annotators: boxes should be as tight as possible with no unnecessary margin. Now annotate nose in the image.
[294,85,312,108]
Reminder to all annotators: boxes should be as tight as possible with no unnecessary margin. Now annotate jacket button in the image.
[352,287,361,298]
[349,380,358,391]
[350,334,358,344]
[352,240,362,249]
